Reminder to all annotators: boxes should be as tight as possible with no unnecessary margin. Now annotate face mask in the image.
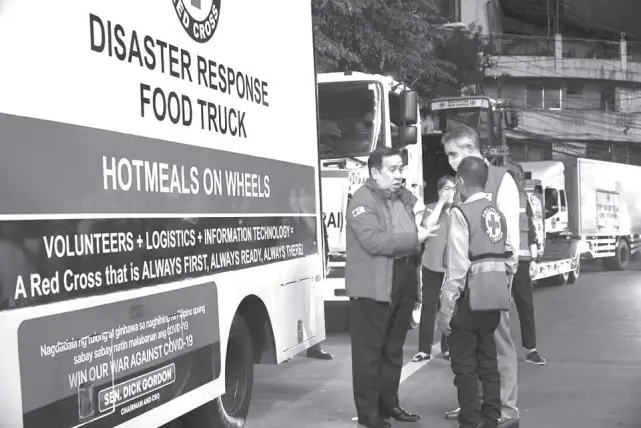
[449,147,473,171]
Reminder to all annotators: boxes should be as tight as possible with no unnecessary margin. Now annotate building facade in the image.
[450,0,641,164]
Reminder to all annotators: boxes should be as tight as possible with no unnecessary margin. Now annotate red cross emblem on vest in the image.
[482,206,504,244]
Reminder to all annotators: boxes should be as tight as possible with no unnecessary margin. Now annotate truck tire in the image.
[568,259,580,284]
[555,271,569,286]
[181,315,254,428]
[605,239,630,271]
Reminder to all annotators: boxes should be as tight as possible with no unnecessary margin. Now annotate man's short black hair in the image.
[457,156,488,190]
[367,147,401,175]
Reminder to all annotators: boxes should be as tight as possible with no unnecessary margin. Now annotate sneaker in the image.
[526,350,546,365]
[444,407,460,420]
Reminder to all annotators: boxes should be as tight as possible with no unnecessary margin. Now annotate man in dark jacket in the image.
[346,147,436,428]
[507,164,547,365]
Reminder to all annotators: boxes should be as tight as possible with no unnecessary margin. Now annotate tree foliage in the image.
[312,0,486,98]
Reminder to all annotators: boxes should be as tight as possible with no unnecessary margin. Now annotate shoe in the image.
[526,350,546,365]
[380,406,421,422]
[306,346,334,360]
[444,407,460,420]
[411,352,430,362]
[498,416,520,427]
[443,351,450,361]
[357,412,391,428]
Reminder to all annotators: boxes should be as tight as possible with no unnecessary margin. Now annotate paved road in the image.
[245,261,641,428]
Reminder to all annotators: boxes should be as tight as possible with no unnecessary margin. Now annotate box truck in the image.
[521,159,641,271]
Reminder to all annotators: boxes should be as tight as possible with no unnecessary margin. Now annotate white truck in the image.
[424,95,581,285]
[0,2,324,428]
[521,159,641,271]
[318,71,422,303]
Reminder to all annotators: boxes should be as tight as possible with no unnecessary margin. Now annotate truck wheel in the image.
[614,239,630,270]
[555,272,569,286]
[182,315,254,428]
[605,239,630,271]
[568,259,580,284]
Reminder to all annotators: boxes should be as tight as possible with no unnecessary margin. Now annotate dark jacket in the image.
[345,179,420,302]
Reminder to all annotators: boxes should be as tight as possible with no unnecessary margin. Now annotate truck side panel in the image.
[576,158,641,237]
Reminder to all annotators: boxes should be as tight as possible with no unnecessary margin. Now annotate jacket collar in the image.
[364,178,400,200]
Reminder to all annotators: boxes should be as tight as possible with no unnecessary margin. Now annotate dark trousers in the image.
[418,267,448,354]
[512,260,536,350]
[449,297,501,428]
[350,260,417,416]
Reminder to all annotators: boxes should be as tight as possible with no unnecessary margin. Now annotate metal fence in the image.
[561,38,620,60]
[485,34,554,56]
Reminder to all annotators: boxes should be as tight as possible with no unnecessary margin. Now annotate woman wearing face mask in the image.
[412,175,456,362]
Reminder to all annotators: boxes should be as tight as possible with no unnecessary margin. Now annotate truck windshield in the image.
[318,81,384,159]
[430,107,492,148]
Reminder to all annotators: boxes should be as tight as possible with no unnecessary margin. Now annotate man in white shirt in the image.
[441,126,520,426]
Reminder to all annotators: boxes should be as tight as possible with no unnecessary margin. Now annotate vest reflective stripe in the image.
[457,198,509,311]
[469,259,506,274]
[518,190,532,260]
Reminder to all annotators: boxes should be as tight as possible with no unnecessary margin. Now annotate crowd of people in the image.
[340,126,546,428]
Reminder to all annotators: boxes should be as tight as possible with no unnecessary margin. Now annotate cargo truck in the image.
[521,159,641,271]
[0,1,324,427]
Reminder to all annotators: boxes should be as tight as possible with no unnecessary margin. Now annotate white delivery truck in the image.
[521,159,641,271]
[0,1,324,428]
[318,71,421,303]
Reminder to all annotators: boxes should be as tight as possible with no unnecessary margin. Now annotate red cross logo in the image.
[483,206,504,243]
[487,212,501,236]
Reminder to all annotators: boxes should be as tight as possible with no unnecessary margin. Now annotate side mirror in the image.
[400,90,418,125]
[392,126,418,148]
[400,148,409,166]
[504,109,519,129]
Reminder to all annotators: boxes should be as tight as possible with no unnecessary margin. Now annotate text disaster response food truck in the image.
[0,1,324,428]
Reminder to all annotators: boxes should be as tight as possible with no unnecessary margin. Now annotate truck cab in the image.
[317,71,421,301]
[520,161,570,235]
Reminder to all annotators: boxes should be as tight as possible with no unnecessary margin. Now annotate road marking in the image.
[399,342,443,384]
[350,341,443,421]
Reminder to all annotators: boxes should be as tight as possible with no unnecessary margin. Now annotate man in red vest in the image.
[438,156,518,428]
[441,127,521,426]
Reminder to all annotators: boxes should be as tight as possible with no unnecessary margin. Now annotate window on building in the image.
[601,87,615,111]
[526,84,543,109]
[565,81,583,110]
[544,85,562,110]
[526,83,562,110]
[445,0,461,22]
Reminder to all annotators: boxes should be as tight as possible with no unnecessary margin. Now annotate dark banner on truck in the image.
[19,282,220,428]
[0,215,318,310]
